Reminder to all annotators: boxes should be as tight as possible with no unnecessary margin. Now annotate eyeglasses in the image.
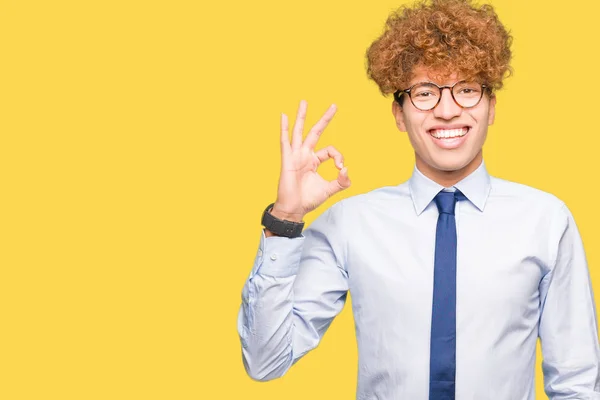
[393,81,489,111]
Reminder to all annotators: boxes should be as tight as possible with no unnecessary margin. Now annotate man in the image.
[237,0,600,398]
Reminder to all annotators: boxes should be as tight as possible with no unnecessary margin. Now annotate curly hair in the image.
[366,0,512,96]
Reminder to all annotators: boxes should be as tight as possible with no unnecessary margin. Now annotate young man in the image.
[237,0,600,398]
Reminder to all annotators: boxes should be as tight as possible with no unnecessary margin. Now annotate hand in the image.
[272,100,351,223]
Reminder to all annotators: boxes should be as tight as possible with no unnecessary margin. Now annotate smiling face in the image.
[392,67,496,186]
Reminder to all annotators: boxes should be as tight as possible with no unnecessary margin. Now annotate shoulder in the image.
[488,175,575,235]
[489,176,566,210]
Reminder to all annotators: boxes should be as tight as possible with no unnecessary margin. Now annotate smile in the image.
[429,127,469,139]
[427,126,471,150]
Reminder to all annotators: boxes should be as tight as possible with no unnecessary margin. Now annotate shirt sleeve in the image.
[237,202,349,381]
[539,203,600,399]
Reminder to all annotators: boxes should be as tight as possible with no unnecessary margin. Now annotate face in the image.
[392,66,496,185]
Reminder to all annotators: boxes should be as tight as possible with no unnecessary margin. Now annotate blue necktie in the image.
[429,190,465,400]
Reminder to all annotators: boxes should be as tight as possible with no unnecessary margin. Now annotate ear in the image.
[392,99,407,132]
[487,94,496,126]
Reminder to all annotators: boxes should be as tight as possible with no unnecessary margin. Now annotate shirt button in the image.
[270,254,278,261]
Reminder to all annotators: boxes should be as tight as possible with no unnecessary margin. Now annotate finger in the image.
[280,113,290,156]
[291,100,307,150]
[327,166,351,196]
[303,104,337,151]
[314,145,344,169]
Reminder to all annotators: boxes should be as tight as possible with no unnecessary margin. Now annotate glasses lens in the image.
[452,82,483,108]
[410,83,440,110]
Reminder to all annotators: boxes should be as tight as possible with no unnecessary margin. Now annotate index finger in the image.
[280,113,291,157]
[302,104,337,151]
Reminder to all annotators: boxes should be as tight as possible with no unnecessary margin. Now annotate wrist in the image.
[269,210,304,223]
[261,202,305,238]
[271,204,305,223]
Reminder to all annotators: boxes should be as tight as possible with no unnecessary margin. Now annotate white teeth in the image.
[430,128,468,139]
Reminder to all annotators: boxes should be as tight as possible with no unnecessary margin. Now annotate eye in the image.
[414,90,437,98]
[455,83,482,95]
[458,88,480,94]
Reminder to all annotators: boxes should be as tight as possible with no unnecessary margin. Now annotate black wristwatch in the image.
[261,203,304,238]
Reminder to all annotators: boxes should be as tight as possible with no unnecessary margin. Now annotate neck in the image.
[415,152,483,187]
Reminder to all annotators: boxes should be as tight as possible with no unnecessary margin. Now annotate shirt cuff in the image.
[252,229,305,278]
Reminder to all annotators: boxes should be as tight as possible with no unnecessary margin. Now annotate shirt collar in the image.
[408,160,491,215]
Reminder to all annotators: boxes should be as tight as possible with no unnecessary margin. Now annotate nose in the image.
[432,87,462,120]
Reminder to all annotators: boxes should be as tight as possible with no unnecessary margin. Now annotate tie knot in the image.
[434,190,465,215]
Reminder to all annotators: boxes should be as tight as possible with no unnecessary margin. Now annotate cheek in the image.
[407,123,429,147]
[467,123,490,149]
[405,114,428,136]
[469,104,491,124]
[463,109,490,136]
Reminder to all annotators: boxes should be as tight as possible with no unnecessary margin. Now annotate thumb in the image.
[328,166,351,195]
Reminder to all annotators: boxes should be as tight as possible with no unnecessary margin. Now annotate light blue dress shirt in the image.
[238,161,600,399]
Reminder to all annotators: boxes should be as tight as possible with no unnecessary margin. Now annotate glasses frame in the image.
[393,80,489,111]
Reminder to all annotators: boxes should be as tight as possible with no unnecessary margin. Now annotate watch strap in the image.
[261,203,304,238]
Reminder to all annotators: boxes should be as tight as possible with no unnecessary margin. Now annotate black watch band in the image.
[261,203,304,238]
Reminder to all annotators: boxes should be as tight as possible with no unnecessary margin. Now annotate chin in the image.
[417,146,483,177]
[430,158,473,173]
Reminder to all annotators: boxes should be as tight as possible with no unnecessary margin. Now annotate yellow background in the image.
[0,0,598,399]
